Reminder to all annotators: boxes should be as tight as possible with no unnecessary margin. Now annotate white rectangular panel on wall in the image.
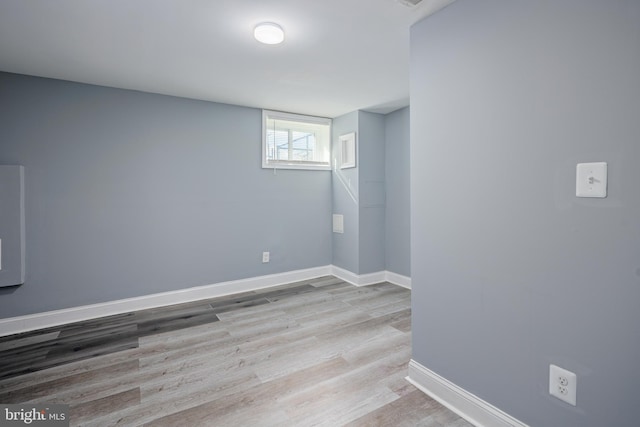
[333,214,344,233]
[0,165,25,287]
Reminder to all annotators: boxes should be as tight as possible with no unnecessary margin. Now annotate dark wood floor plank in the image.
[0,359,139,403]
[0,331,60,352]
[57,313,136,338]
[209,296,271,314]
[134,303,215,320]
[259,283,318,302]
[136,311,219,337]
[43,336,139,366]
[0,348,50,374]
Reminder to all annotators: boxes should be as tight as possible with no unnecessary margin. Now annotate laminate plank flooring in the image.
[0,276,473,427]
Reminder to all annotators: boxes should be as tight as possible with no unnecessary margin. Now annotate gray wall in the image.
[332,110,393,276]
[331,111,360,274]
[358,111,386,275]
[0,166,25,287]
[0,72,332,318]
[410,1,640,426]
[384,107,410,277]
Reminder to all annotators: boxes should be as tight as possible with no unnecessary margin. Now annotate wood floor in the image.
[0,276,473,427]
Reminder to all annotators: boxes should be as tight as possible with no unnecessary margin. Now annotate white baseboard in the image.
[0,265,412,337]
[330,265,386,286]
[385,271,411,289]
[407,359,530,427]
[0,265,332,337]
[329,265,362,286]
[331,266,411,288]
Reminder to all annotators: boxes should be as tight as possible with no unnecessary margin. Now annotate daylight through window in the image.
[262,110,331,170]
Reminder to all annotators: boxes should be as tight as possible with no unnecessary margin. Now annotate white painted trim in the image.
[0,265,412,337]
[356,271,387,286]
[0,266,331,337]
[407,359,530,427]
[330,265,361,286]
[330,266,411,288]
[330,265,385,286]
[385,271,411,289]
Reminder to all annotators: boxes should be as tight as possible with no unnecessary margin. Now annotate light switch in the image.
[576,162,607,198]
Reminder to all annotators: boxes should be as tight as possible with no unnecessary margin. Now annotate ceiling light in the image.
[254,23,284,45]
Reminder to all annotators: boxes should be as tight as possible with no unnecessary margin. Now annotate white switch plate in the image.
[333,214,344,233]
[576,162,607,198]
[262,251,270,263]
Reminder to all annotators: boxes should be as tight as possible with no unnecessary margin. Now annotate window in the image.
[262,110,331,170]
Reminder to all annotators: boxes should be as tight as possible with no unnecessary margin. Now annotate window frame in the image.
[262,110,332,171]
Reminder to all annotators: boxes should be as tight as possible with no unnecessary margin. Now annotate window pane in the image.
[263,111,331,170]
[268,129,288,161]
[292,131,315,161]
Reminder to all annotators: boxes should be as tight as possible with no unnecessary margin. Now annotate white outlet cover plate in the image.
[576,162,607,198]
[549,364,577,406]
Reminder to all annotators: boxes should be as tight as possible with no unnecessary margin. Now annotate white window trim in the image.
[262,110,332,171]
[340,132,356,169]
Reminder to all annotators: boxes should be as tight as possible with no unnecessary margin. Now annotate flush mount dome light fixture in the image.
[254,22,284,45]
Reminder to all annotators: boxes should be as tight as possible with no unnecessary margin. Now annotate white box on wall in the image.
[333,214,344,233]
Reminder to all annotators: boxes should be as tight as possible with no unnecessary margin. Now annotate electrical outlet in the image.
[549,364,577,406]
[262,251,270,263]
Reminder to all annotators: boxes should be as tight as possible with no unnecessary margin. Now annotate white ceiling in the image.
[0,0,455,118]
